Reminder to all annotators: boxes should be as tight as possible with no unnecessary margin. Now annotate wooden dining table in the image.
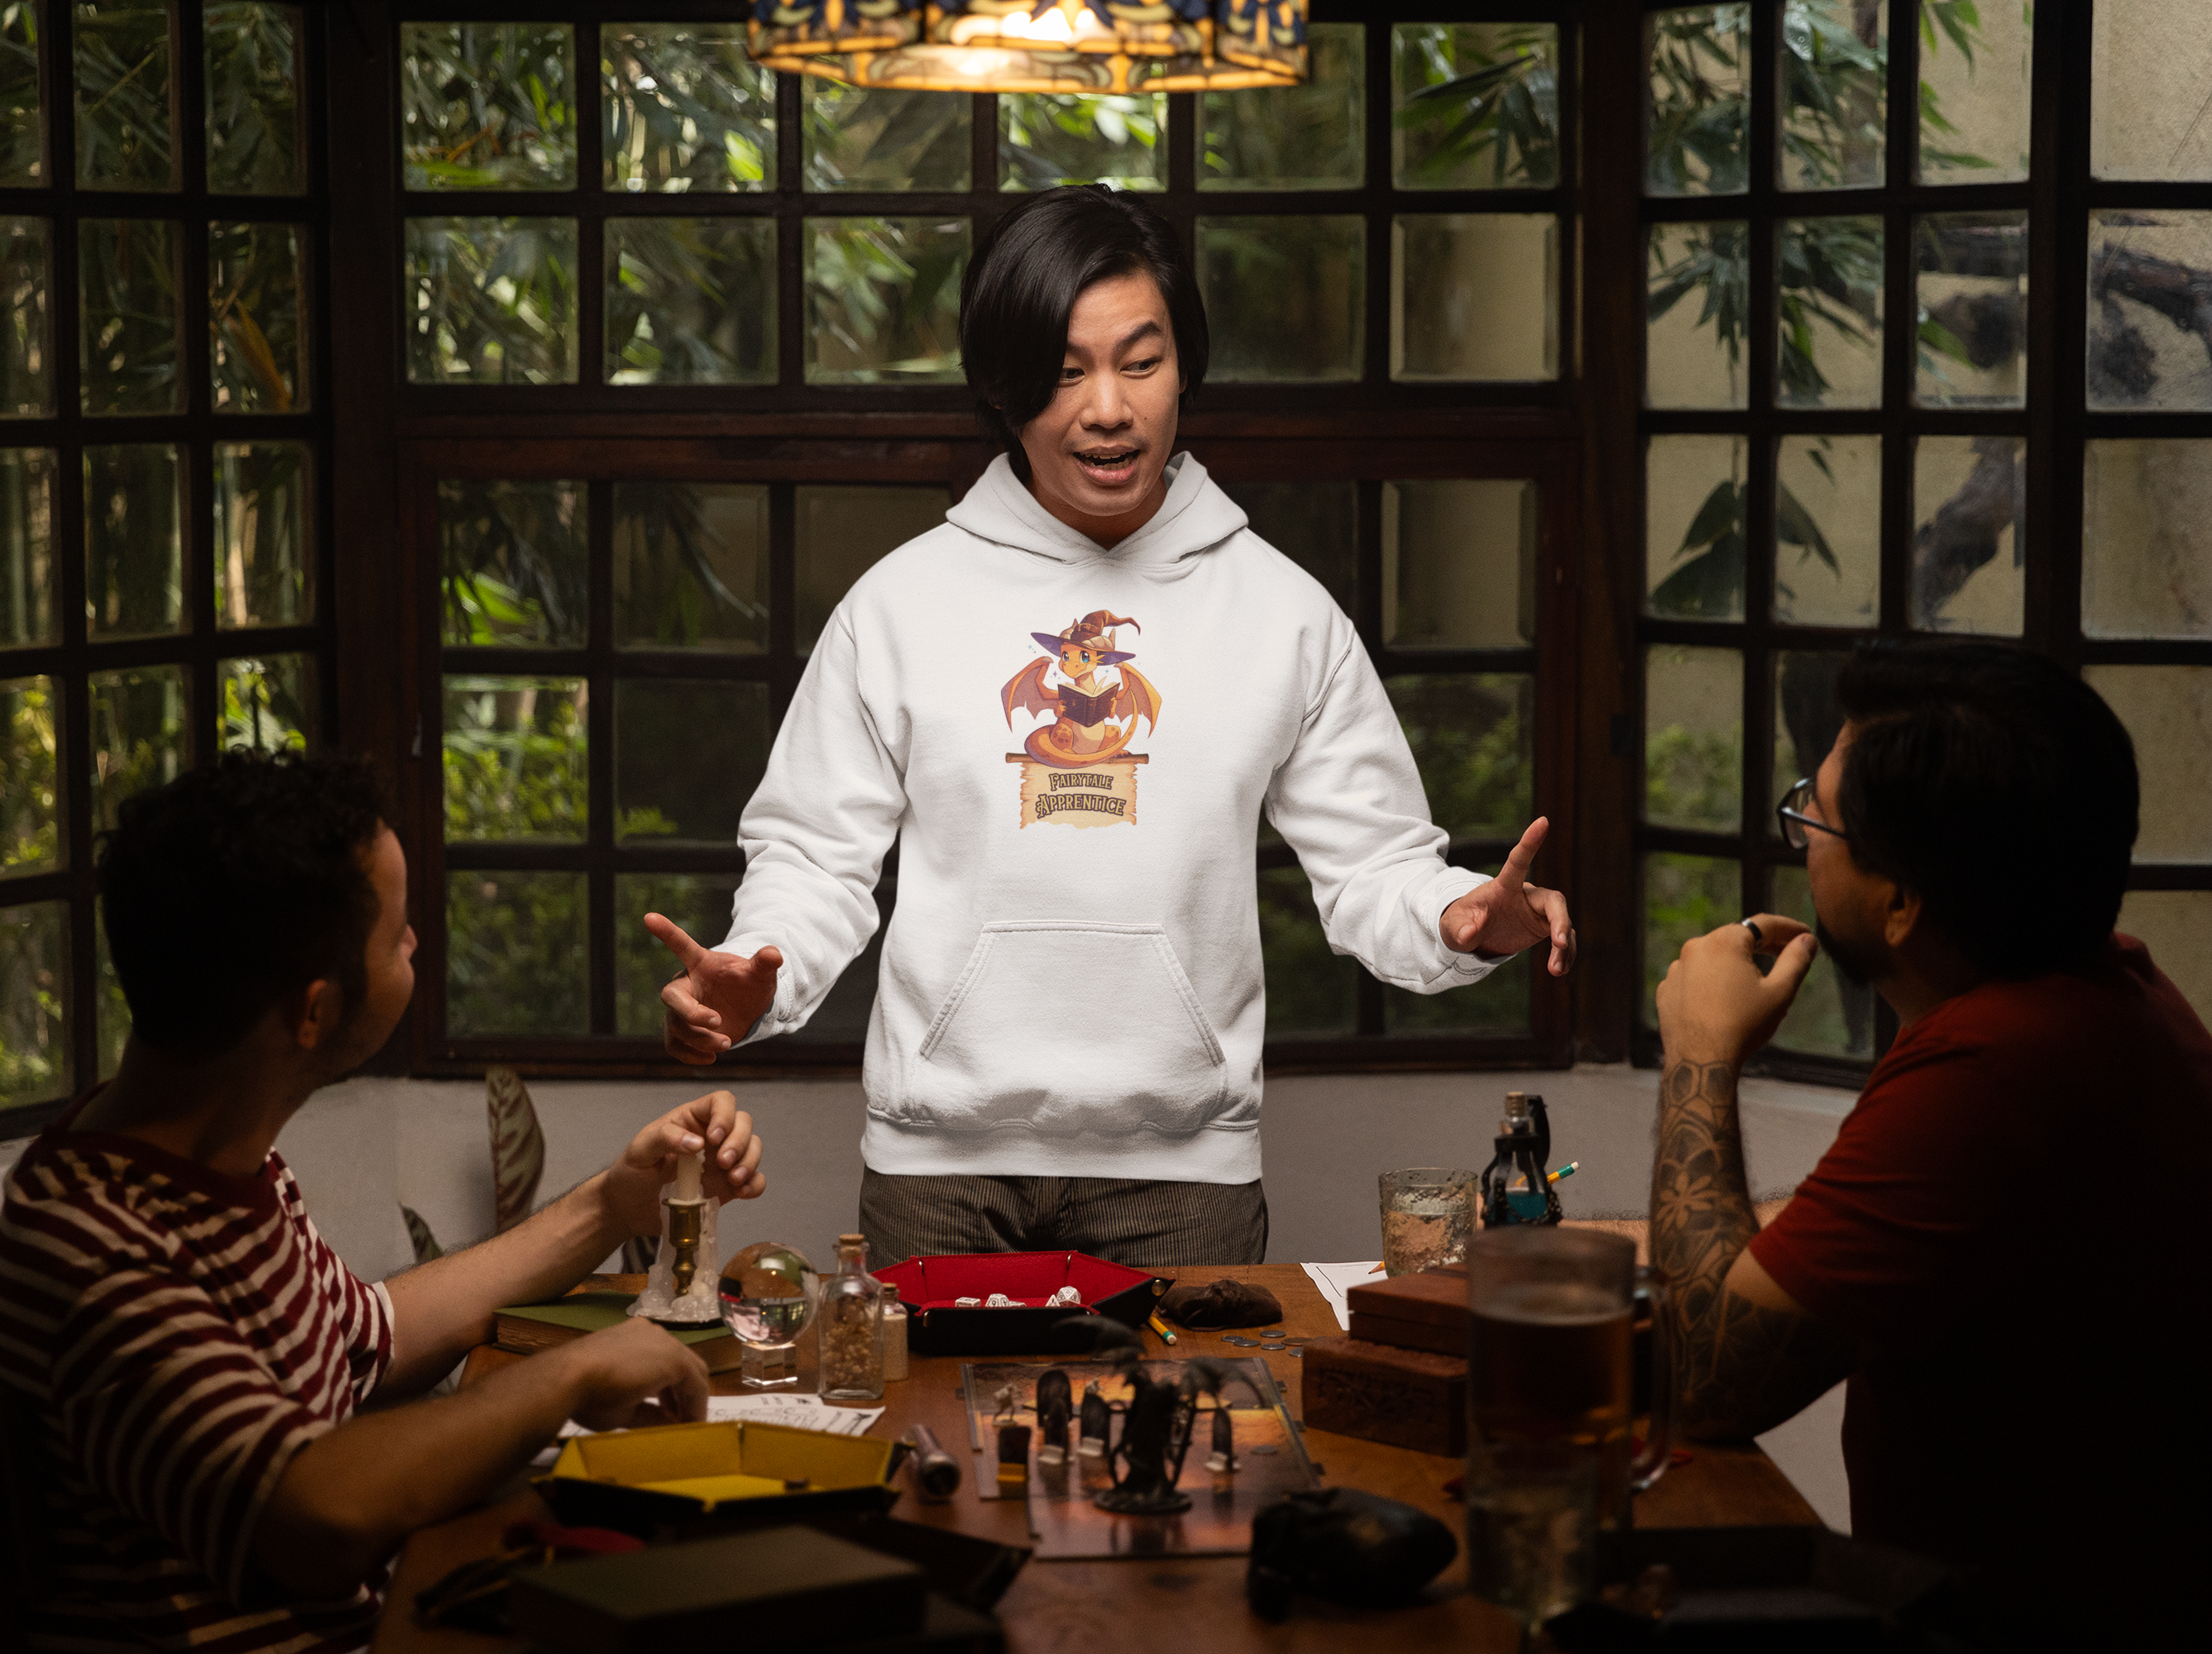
[371,1262,1820,1654]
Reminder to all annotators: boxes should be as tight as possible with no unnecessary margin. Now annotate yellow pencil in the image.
[1147,1311,1178,1346]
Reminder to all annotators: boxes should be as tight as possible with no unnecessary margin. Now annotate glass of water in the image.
[1465,1445,1600,1631]
[1378,1167,1477,1276]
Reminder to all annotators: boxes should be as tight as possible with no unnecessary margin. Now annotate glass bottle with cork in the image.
[818,1232,885,1401]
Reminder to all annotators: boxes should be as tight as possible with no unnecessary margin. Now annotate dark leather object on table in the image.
[1247,1488,1458,1622]
[1159,1278,1283,1328]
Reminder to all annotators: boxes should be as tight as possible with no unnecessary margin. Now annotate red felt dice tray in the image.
[874,1251,1171,1356]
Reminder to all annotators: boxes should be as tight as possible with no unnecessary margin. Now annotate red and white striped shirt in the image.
[0,1108,395,1652]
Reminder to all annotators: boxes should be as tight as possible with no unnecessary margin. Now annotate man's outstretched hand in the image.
[1439,817,1578,976]
[1656,912,1820,1069]
[646,913,781,1065]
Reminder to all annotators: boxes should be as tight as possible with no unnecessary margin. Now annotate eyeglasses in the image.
[1776,777,1848,849]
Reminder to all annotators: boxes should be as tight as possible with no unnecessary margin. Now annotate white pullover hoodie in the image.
[719,452,1498,1185]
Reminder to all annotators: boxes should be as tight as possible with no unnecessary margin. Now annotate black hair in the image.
[959,184,1209,484]
[1833,638,2138,978]
[96,752,392,1062]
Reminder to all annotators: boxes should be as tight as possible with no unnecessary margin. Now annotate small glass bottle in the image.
[879,1283,908,1382]
[818,1232,884,1401]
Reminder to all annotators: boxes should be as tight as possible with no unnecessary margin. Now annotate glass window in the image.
[606,217,776,385]
[1384,480,1535,649]
[804,218,967,385]
[1001,94,1165,192]
[1393,23,1558,189]
[1204,22,1362,191]
[2081,442,2212,640]
[405,218,580,386]
[1774,436,1879,628]
[400,22,575,190]
[1392,215,1558,382]
[1644,645,1743,834]
[2081,667,2212,864]
[601,23,772,194]
[76,1,175,191]
[1199,215,1365,382]
[205,3,304,195]
[2,217,50,418]
[795,486,950,651]
[1646,4,1750,197]
[1910,436,2023,636]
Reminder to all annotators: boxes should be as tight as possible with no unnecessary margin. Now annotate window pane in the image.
[1199,214,1364,383]
[1643,853,1740,1026]
[206,3,303,194]
[2118,892,2212,1028]
[405,218,578,386]
[93,892,125,1078]
[1773,650,1847,835]
[213,440,308,629]
[2082,441,2212,639]
[209,220,304,411]
[606,217,775,385]
[1779,0,1885,190]
[1916,212,2027,408]
[803,217,967,385]
[442,676,587,843]
[795,485,949,652]
[1911,436,2022,635]
[1779,216,1882,408]
[447,870,587,1037]
[1644,645,1742,833]
[1259,864,1359,1040]
[1774,435,1879,628]
[1384,479,1535,649]
[400,22,574,189]
[218,652,309,754]
[614,679,768,846]
[0,900,68,1110]
[1386,949,1530,1037]
[2091,1,2212,179]
[0,2,40,187]
[1219,479,1355,617]
[1001,93,1166,192]
[1204,21,1361,192]
[613,480,768,652]
[802,80,969,192]
[1393,214,1557,382]
[1,675,59,877]
[602,23,772,194]
[1646,433,1746,620]
[615,872,736,1036]
[2088,209,2212,410]
[2081,667,2212,863]
[0,447,53,647]
[1646,4,1750,197]
[1393,22,1558,189]
[84,443,180,640]
[1385,672,1534,842]
[439,479,585,648]
[1646,220,1748,409]
[1918,0,2031,184]
[88,662,186,834]
[2,217,50,416]
[75,1,173,190]
[79,218,179,415]
[1770,864,1874,1059]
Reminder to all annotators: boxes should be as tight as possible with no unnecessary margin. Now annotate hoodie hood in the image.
[946,451,1249,572]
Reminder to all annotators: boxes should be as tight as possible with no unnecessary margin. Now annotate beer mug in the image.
[1463,1228,1674,1625]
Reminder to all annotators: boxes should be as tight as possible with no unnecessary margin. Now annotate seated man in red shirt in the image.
[0,753,768,1652]
[1650,638,2210,1643]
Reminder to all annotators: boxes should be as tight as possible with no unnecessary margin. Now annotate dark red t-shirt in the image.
[1750,935,2212,1632]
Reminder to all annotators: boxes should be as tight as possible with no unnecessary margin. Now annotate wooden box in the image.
[1345,1267,1468,1357]
[1300,1335,1467,1457]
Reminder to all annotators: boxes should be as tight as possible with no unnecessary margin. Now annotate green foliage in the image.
[607,217,777,385]
[806,218,967,383]
[400,22,574,189]
[209,222,302,413]
[442,677,588,843]
[0,900,66,1110]
[1,216,47,418]
[1645,724,1743,831]
[220,656,308,755]
[88,665,186,834]
[1001,93,1163,191]
[1393,22,1558,189]
[1388,674,1531,841]
[1643,853,1740,1023]
[602,24,771,193]
[205,2,301,194]
[405,217,577,385]
[446,871,587,1037]
[2,675,57,874]
[74,1,173,189]
[79,219,180,416]
[440,479,586,648]
[1646,4,1750,195]
[1386,952,1530,1036]
[1204,22,1362,190]
[0,3,39,187]
[611,482,769,650]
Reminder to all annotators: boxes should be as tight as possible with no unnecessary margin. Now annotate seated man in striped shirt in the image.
[0,753,768,1653]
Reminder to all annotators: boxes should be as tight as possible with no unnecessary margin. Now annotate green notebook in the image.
[500,1291,728,1346]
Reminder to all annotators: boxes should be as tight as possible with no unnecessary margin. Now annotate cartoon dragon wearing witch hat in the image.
[1002,610,1163,767]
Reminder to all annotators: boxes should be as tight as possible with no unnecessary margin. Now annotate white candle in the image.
[673,1150,703,1202]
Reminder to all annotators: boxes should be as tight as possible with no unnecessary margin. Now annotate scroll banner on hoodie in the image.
[1008,754,1147,829]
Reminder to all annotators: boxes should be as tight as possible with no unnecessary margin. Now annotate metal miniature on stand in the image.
[1036,1370,1073,1466]
[1077,1380,1111,1457]
[1479,1090,1563,1227]
[1205,1403,1238,1475]
[625,1150,718,1323]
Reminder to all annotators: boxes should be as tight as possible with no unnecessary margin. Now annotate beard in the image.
[1814,916,1885,991]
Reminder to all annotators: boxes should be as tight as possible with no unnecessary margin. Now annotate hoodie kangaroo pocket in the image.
[910,922,1227,1132]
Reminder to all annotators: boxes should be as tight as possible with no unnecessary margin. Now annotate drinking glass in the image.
[1463,1227,1674,1624]
[1378,1167,1477,1276]
[718,1240,819,1390]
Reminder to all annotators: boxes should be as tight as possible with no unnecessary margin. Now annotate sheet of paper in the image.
[529,1395,886,1468]
[1300,1260,1382,1331]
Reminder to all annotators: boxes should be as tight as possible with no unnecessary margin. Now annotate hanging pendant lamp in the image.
[747,2,1309,93]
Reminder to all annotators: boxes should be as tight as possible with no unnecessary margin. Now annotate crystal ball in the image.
[719,1241,818,1348]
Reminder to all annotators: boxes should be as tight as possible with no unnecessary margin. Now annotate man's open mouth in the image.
[1075,447,1142,475]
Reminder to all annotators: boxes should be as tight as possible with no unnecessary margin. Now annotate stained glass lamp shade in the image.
[749,0,1309,93]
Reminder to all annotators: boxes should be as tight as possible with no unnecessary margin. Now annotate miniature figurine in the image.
[993,1382,1021,1423]
[1078,1380,1110,1457]
[1095,1365,1191,1515]
[1205,1403,1238,1474]
[997,1422,1032,1490]
[1036,1369,1073,1466]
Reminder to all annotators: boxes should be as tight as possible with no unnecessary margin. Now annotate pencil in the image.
[1147,1311,1178,1346]
[1549,1161,1580,1184]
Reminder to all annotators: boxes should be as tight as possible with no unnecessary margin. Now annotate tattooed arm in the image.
[1652,917,1859,1441]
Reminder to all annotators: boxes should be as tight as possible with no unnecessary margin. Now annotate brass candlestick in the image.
[666,1197,706,1298]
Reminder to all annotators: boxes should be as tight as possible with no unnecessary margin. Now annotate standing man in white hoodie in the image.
[645,186,1576,1268]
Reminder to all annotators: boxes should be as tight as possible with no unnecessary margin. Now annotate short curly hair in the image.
[96,753,391,1061]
